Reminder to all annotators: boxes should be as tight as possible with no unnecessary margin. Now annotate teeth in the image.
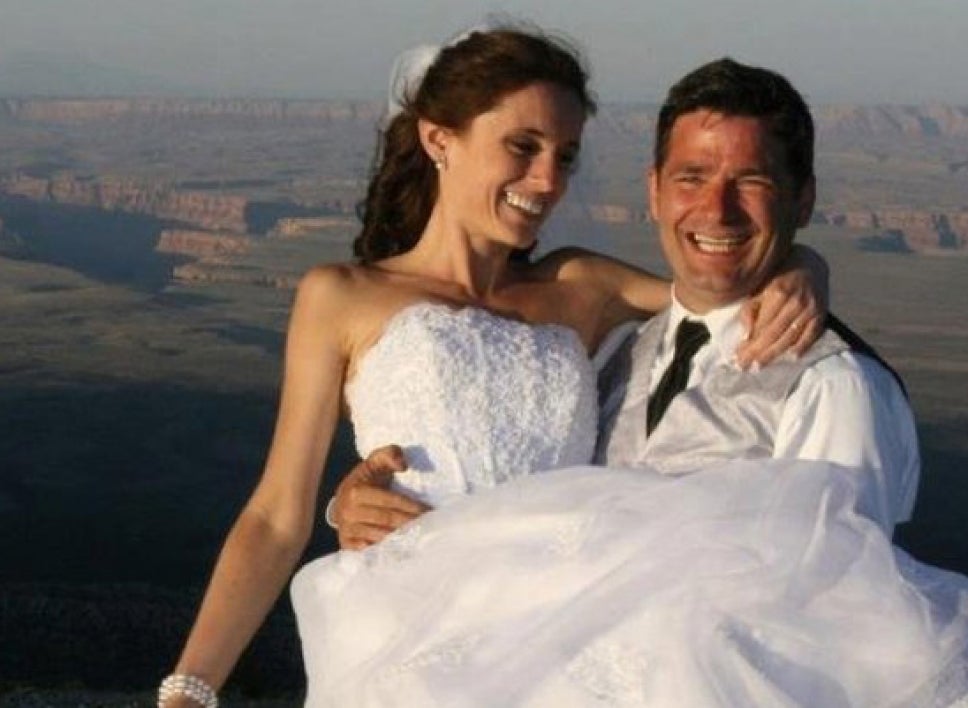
[691,233,747,254]
[504,191,544,216]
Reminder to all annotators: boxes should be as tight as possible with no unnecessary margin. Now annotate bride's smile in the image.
[502,189,545,217]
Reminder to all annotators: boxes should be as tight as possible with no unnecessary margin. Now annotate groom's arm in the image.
[774,355,920,532]
[329,445,431,550]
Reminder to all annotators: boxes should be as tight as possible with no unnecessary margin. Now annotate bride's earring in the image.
[433,153,448,171]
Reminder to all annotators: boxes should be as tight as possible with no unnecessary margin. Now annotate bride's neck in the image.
[400,215,516,302]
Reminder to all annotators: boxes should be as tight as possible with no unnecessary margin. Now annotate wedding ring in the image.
[789,321,801,334]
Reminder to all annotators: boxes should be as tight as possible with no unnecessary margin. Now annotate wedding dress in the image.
[291,302,968,707]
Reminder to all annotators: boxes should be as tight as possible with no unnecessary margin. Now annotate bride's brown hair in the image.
[353,27,596,264]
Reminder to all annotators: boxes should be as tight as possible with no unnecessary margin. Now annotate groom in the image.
[329,58,919,547]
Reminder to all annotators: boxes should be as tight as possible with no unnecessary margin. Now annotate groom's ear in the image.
[418,119,452,165]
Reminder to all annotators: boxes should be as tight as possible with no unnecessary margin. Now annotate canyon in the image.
[0,98,963,288]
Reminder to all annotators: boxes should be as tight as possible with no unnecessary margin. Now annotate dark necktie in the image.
[647,319,710,436]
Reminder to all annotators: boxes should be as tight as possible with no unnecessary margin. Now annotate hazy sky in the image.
[1,0,965,104]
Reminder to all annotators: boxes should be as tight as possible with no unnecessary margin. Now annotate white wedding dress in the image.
[291,302,968,707]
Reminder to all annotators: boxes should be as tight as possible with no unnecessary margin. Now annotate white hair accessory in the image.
[384,26,489,122]
[386,44,440,120]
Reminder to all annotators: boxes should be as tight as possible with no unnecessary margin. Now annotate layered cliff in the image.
[0,174,249,233]
[813,105,968,138]
[155,230,253,258]
[815,208,968,251]
[171,261,299,289]
[0,98,380,124]
[268,216,357,239]
[5,98,967,140]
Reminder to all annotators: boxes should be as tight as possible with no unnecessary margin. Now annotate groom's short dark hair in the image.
[653,58,814,191]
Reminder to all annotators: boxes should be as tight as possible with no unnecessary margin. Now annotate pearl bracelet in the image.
[158,673,218,708]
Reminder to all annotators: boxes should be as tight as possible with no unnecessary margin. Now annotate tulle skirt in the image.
[291,460,968,707]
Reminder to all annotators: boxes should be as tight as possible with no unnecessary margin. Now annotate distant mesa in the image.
[599,103,968,140]
[813,105,968,138]
[814,208,968,253]
[156,230,253,259]
[3,98,968,140]
[172,261,299,289]
[269,216,358,240]
[0,172,346,289]
[0,97,381,124]
[0,173,249,233]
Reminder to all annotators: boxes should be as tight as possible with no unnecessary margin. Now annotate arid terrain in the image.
[0,99,966,704]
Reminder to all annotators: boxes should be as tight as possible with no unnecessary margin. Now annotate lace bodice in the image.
[345,302,598,506]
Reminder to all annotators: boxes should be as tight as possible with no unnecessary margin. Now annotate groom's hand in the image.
[331,445,431,550]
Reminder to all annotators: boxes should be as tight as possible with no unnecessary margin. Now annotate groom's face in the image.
[649,109,815,314]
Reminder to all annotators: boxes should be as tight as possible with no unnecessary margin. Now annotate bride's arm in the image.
[541,245,827,364]
[162,267,350,703]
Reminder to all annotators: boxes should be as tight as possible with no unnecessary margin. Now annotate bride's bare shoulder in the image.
[530,247,632,284]
[293,262,421,351]
[294,262,395,310]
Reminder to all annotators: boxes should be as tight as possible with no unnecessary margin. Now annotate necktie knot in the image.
[647,318,710,436]
[674,319,710,361]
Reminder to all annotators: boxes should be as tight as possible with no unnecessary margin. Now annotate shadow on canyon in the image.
[0,195,185,291]
[0,195,337,292]
[0,381,356,696]
[0,380,966,695]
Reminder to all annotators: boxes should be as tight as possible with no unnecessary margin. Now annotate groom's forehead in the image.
[652,108,797,184]
[665,111,778,156]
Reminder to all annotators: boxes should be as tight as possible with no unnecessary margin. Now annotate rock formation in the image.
[268,216,356,239]
[815,208,968,251]
[172,262,298,289]
[0,98,380,124]
[155,230,253,258]
[4,97,968,140]
[814,105,968,138]
[0,174,249,233]
[586,103,968,140]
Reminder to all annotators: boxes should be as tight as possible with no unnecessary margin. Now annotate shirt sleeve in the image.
[774,352,920,530]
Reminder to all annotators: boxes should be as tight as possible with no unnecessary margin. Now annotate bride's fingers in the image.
[360,445,408,483]
[790,311,823,357]
[331,445,427,551]
[737,294,819,367]
[340,523,391,550]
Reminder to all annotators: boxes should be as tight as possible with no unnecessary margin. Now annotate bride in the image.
[158,26,931,708]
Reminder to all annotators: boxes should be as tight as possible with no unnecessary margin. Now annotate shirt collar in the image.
[660,288,748,363]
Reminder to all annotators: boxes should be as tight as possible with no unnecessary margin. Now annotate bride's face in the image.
[434,81,586,251]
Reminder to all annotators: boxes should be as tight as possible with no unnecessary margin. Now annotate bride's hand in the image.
[332,445,431,550]
[736,244,828,368]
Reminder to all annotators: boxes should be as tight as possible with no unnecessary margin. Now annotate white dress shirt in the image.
[645,293,920,525]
